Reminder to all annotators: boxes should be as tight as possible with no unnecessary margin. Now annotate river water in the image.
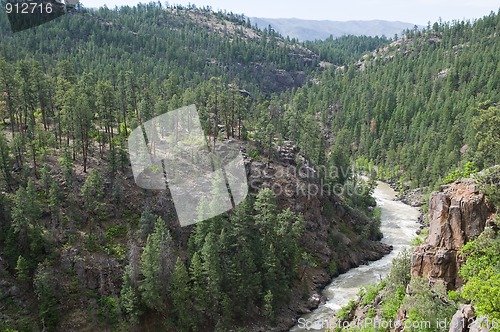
[290,181,421,331]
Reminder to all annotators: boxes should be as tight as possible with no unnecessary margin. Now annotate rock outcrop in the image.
[449,304,476,332]
[411,179,495,289]
[60,247,122,296]
[468,316,493,332]
[396,188,425,207]
[448,304,496,332]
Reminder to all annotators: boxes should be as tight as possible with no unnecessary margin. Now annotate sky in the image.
[80,0,500,26]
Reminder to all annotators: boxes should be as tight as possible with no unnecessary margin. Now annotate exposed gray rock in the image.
[396,188,425,207]
[468,316,492,332]
[449,305,475,332]
[308,293,321,307]
[6,285,20,298]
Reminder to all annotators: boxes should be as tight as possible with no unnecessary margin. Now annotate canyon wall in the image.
[411,179,495,289]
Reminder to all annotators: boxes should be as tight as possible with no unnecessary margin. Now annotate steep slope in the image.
[272,10,500,191]
[2,3,499,331]
[258,11,500,330]
[0,138,390,331]
[0,3,391,332]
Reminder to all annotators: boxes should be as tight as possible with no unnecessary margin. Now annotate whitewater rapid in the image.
[290,181,421,331]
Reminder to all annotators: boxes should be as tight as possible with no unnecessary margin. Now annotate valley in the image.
[291,181,421,331]
[0,3,499,332]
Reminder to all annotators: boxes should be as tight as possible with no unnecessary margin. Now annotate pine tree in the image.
[223,198,261,313]
[48,180,62,222]
[96,79,116,151]
[73,90,94,173]
[80,169,105,226]
[189,251,207,323]
[111,177,124,206]
[201,232,223,318]
[170,257,194,331]
[254,188,277,243]
[120,265,141,323]
[0,57,18,134]
[328,144,351,186]
[473,104,500,167]
[15,255,30,281]
[39,164,52,196]
[139,217,174,312]
[263,289,275,323]
[140,234,163,311]
[12,179,41,234]
[59,147,75,187]
[138,207,157,240]
[0,133,12,188]
[33,263,59,330]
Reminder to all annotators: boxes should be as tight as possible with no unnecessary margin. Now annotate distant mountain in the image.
[250,17,420,41]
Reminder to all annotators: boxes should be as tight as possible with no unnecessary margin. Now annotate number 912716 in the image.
[4,1,53,14]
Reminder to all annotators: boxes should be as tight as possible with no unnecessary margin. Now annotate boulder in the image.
[307,293,321,308]
[448,305,475,332]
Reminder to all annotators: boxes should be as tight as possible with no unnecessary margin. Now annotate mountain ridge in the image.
[251,17,421,41]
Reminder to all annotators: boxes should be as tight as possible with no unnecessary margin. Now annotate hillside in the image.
[251,17,419,41]
[0,3,389,332]
[271,10,500,191]
[1,2,500,332]
[0,4,320,95]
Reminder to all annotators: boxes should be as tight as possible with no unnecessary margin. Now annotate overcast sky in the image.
[80,0,499,25]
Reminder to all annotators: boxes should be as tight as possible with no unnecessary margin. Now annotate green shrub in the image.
[366,307,376,319]
[387,248,412,289]
[403,278,457,331]
[381,286,405,320]
[324,200,335,220]
[328,232,344,250]
[328,261,338,275]
[104,225,127,239]
[459,226,500,321]
[104,243,127,260]
[410,236,424,247]
[97,296,119,324]
[475,165,500,208]
[447,290,463,302]
[443,161,478,184]
[339,223,350,235]
[337,299,357,321]
[360,282,385,306]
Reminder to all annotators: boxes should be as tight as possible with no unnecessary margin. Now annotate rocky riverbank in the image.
[394,187,425,208]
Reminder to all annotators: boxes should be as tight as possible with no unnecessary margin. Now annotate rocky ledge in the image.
[411,179,496,290]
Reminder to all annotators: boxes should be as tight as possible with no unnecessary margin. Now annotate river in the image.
[290,181,421,331]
